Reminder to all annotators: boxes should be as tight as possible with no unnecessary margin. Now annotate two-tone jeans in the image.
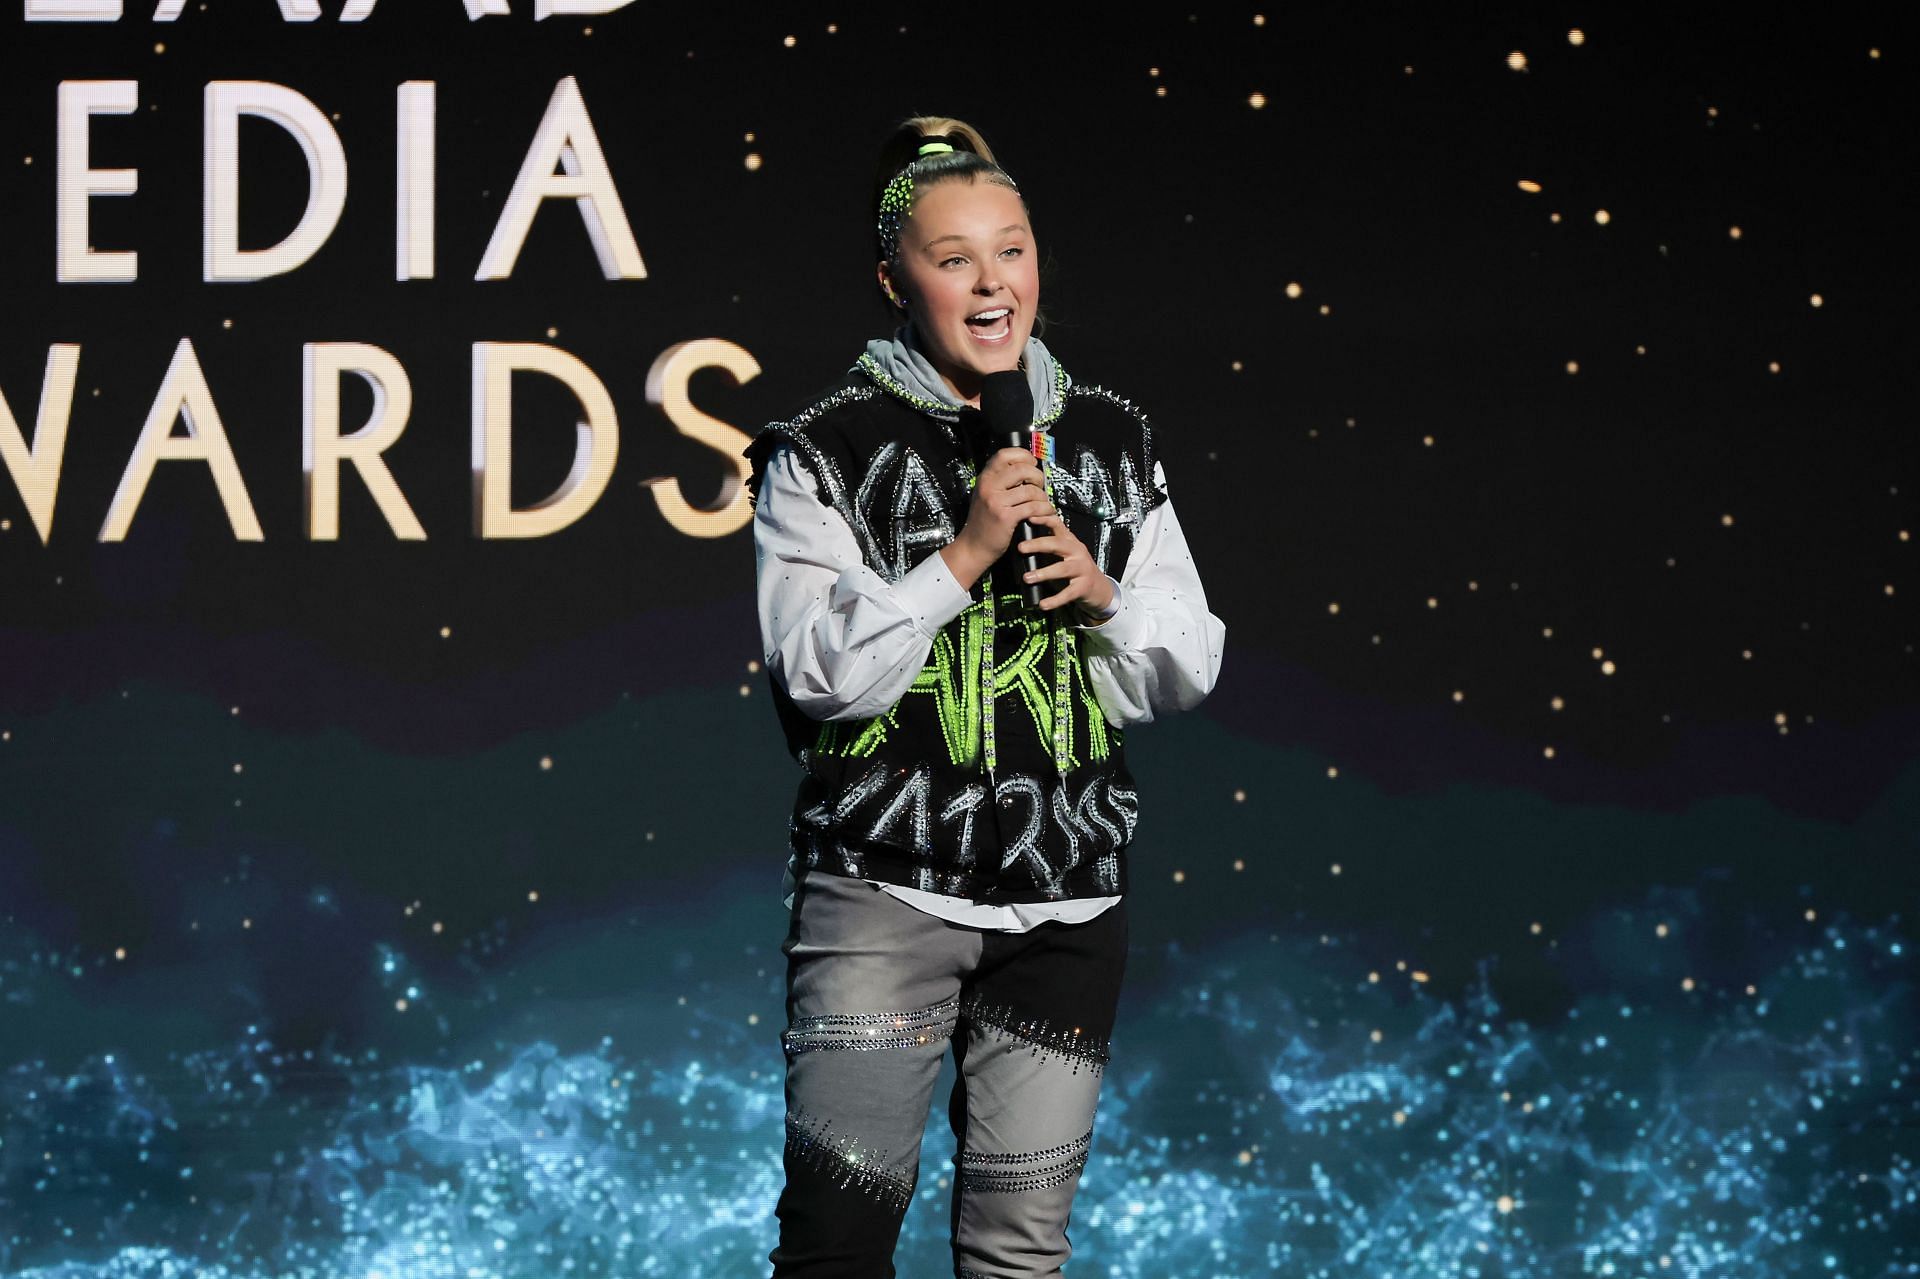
[767,868,1130,1278]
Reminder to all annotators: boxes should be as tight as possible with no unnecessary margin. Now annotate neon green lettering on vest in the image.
[815,589,1113,770]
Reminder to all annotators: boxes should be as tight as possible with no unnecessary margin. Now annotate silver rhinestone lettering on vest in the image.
[797,760,900,877]
[1046,774,1127,894]
[855,441,956,584]
[1045,443,1148,576]
[797,759,896,832]
[993,773,1067,896]
[938,783,990,875]
[1106,782,1140,845]
[866,762,934,855]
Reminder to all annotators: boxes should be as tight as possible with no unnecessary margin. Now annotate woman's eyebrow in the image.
[922,224,1028,250]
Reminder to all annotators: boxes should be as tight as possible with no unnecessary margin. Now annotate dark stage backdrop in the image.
[1,6,1915,1277]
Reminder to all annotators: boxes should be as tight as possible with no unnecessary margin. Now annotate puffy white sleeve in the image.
[1068,459,1226,726]
[754,443,976,722]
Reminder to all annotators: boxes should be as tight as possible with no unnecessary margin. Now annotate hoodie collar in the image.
[856,320,1069,427]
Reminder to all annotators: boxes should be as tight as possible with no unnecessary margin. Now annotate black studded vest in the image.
[743,354,1170,903]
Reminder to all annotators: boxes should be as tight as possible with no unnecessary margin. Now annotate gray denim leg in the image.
[948,1022,1105,1279]
[944,901,1127,1279]
[771,872,983,1275]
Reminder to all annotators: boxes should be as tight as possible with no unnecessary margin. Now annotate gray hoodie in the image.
[858,320,1064,425]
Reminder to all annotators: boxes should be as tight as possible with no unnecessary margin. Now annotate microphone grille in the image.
[979,369,1033,432]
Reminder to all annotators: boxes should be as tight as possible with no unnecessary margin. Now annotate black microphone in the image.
[978,369,1053,608]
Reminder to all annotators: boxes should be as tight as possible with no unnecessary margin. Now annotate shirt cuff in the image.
[896,548,975,640]
[1071,576,1149,651]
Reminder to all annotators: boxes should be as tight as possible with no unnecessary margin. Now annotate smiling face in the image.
[876,176,1039,408]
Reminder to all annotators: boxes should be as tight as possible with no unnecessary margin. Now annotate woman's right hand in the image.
[963,446,1054,555]
[942,447,1055,589]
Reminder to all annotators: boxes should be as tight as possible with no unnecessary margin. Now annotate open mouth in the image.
[965,306,1013,344]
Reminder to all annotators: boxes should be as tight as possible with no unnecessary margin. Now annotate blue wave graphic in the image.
[3,891,1914,1277]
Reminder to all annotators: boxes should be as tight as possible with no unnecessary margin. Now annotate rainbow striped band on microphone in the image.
[1028,427,1055,472]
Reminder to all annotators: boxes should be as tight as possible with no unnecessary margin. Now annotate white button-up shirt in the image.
[755,444,1225,931]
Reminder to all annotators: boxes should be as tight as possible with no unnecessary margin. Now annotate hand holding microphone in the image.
[947,434,1115,618]
[973,369,1055,608]
[951,447,1057,608]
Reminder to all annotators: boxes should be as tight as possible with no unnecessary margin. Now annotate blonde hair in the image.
[893,116,998,163]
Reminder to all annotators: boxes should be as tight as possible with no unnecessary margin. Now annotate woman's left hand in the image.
[1018,512,1114,614]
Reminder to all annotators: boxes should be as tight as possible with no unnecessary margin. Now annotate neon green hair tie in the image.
[916,141,954,156]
